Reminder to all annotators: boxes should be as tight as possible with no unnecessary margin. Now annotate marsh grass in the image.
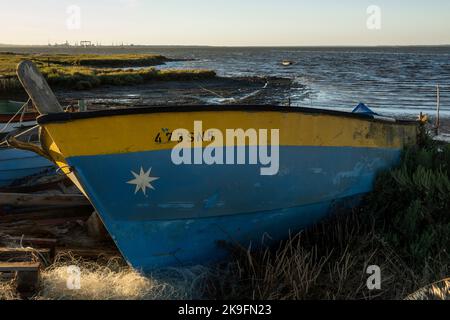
[0,53,169,76]
[0,53,216,92]
[206,136,450,300]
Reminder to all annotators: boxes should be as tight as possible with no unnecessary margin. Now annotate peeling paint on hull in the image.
[65,146,401,270]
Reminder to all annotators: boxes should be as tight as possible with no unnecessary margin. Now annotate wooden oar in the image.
[16,60,63,114]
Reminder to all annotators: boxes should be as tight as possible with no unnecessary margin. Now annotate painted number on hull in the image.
[154,129,215,144]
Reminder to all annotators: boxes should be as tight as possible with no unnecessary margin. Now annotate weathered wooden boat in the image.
[15,61,419,271]
[0,100,38,134]
[0,101,55,188]
[0,147,56,188]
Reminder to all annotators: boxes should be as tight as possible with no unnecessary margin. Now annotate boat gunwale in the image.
[37,105,419,126]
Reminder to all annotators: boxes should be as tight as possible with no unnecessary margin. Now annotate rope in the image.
[0,125,39,147]
[0,99,32,134]
[197,80,269,103]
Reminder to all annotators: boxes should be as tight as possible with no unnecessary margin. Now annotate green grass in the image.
[0,53,216,92]
[40,66,216,90]
[0,52,170,76]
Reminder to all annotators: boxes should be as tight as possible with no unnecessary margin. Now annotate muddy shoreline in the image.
[58,76,300,108]
[1,76,301,108]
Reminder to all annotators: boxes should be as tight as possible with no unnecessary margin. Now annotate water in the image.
[156,47,450,117]
[3,46,450,117]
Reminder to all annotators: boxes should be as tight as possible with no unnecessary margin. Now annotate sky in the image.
[0,0,449,46]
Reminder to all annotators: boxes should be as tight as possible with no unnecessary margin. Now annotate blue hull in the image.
[0,148,56,188]
[66,146,401,271]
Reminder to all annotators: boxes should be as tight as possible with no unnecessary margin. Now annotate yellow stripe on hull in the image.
[41,110,418,161]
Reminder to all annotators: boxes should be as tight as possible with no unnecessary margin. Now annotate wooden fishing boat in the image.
[0,146,56,188]
[0,100,55,188]
[0,100,38,134]
[15,61,419,271]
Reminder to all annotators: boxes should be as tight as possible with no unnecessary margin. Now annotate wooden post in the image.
[16,60,63,114]
[0,262,41,299]
[86,211,110,240]
[78,99,86,112]
[436,84,440,135]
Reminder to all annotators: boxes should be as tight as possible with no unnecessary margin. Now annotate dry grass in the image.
[0,279,19,300]
[205,203,448,300]
[29,252,212,300]
[1,212,448,300]
[406,279,450,300]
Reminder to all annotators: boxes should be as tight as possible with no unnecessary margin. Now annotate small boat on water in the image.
[281,60,294,66]
[15,61,419,270]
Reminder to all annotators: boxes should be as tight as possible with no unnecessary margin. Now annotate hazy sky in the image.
[1,0,449,46]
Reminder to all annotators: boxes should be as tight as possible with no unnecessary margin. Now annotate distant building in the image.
[80,41,93,47]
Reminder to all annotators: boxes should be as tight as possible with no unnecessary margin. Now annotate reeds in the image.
[0,53,216,93]
[39,66,216,90]
[0,76,21,92]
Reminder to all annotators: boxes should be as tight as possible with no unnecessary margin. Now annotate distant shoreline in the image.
[1,44,450,48]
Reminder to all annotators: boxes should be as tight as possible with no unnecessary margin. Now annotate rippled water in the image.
[4,46,450,117]
[156,47,450,117]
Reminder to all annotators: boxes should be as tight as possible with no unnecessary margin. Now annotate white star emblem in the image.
[126,167,159,195]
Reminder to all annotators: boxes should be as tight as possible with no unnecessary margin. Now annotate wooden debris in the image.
[4,237,57,248]
[86,212,110,240]
[0,206,92,223]
[0,262,41,298]
[0,176,72,194]
[0,247,52,265]
[2,237,57,261]
[0,192,90,208]
[56,247,119,260]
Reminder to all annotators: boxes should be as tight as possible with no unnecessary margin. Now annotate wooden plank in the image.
[1,237,57,262]
[0,248,52,263]
[0,192,90,207]
[0,176,71,193]
[0,262,41,298]
[3,237,57,247]
[0,207,92,223]
[56,248,119,259]
[0,261,40,272]
[16,267,40,298]
[16,60,63,114]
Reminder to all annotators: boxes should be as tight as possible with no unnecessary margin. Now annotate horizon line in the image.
[1,43,450,48]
